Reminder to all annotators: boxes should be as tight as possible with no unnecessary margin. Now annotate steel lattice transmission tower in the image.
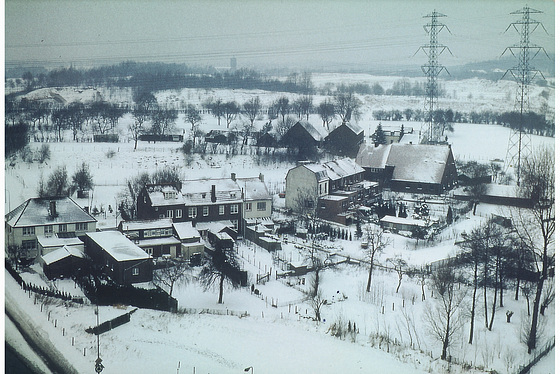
[418,10,452,144]
[502,6,548,185]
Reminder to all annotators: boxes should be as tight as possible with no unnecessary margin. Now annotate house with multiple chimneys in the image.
[5,197,97,259]
[136,173,272,236]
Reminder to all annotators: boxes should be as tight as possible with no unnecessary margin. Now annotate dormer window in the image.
[202,193,206,199]
[164,192,175,200]
[230,192,236,198]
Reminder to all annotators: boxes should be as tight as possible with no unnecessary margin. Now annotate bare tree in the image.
[363,225,390,293]
[275,96,290,124]
[334,92,362,123]
[130,106,149,150]
[153,258,190,298]
[184,104,202,130]
[511,146,554,353]
[242,97,262,126]
[151,107,177,136]
[223,101,240,128]
[293,96,313,120]
[309,289,326,322]
[204,98,225,126]
[387,256,407,293]
[424,264,467,360]
[317,99,335,128]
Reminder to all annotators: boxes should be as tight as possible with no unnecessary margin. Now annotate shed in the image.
[40,245,86,279]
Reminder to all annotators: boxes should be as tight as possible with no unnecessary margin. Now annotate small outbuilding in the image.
[40,245,87,279]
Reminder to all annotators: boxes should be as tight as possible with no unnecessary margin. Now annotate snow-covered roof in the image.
[356,143,452,184]
[297,121,329,141]
[121,218,173,231]
[135,237,181,247]
[380,215,429,227]
[146,185,184,207]
[320,195,348,201]
[172,222,201,240]
[86,231,151,262]
[181,178,242,205]
[387,144,451,184]
[330,121,364,136]
[302,164,329,182]
[196,221,232,233]
[37,235,84,248]
[5,197,96,228]
[42,245,85,265]
[237,177,271,201]
[399,133,419,144]
[323,158,364,180]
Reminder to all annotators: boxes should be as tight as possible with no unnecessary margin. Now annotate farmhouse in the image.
[281,121,328,155]
[324,121,364,158]
[85,231,152,284]
[5,197,97,259]
[356,143,457,194]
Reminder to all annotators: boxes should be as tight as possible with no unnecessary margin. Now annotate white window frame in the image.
[176,209,183,219]
[230,204,239,214]
[167,209,173,218]
[76,222,88,231]
[245,202,252,211]
[188,207,197,218]
[59,224,67,232]
[203,206,209,216]
[219,205,225,215]
[44,225,54,235]
[22,227,35,236]
[257,202,266,211]
[132,267,139,276]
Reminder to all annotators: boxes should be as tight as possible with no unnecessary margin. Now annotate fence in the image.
[86,308,138,335]
[5,260,84,304]
[518,339,555,374]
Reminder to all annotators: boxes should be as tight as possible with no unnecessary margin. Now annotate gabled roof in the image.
[300,164,329,183]
[329,121,364,136]
[356,143,453,184]
[237,177,271,201]
[323,158,364,180]
[6,197,96,228]
[181,178,242,205]
[295,121,328,142]
[86,231,151,262]
[42,245,85,265]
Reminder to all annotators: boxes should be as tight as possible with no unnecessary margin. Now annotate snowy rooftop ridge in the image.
[41,245,85,265]
[5,197,97,228]
[86,231,151,262]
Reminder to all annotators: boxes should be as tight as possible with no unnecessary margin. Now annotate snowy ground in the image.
[4,75,555,373]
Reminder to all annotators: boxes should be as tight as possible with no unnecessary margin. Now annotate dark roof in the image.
[6,197,96,228]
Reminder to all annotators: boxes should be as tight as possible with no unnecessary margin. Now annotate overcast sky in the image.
[5,0,555,71]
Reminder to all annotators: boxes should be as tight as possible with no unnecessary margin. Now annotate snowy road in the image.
[5,273,80,374]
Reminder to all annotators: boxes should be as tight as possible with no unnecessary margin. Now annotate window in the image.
[245,203,252,211]
[257,202,266,211]
[188,207,197,218]
[167,209,173,218]
[232,220,239,231]
[230,204,239,214]
[44,225,53,235]
[219,205,225,215]
[23,227,35,236]
[59,224,67,232]
[132,267,139,276]
[76,222,88,231]
[145,247,153,255]
[22,240,36,250]
[159,214,165,219]
[203,206,209,216]
[176,209,183,219]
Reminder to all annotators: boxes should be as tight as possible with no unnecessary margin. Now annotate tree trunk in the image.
[218,274,225,304]
[527,277,544,353]
[515,276,520,301]
[468,264,478,344]
[396,273,402,293]
[366,255,374,292]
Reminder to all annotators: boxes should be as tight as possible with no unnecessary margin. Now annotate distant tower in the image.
[502,6,548,185]
[230,57,237,71]
[417,10,452,144]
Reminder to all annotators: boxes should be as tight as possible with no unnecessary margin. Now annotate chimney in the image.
[231,173,236,181]
[259,173,264,182]
[49,200,57,217]
[211,185,217,203]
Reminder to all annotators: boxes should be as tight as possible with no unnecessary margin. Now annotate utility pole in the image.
[417,10,452,144]
[502,6,548,185]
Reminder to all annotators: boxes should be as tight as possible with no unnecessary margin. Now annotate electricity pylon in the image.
[502,6,548,185]
[417,10,452,144]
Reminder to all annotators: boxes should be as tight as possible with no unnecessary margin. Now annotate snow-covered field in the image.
[4,74,555,373]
